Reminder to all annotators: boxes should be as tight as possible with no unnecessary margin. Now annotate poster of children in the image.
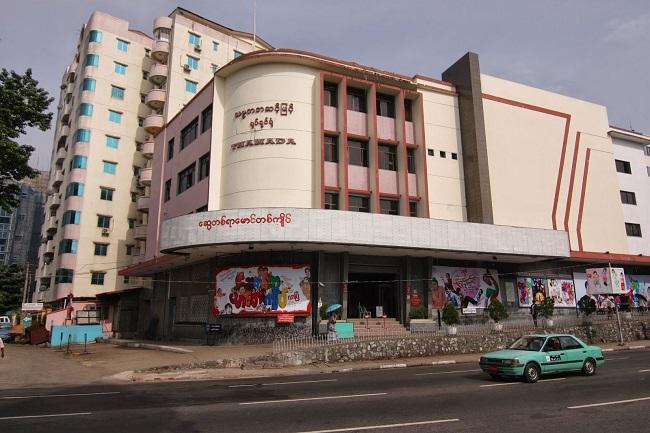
[546,279,576,307]
[517,277,546,307]
[431,266,500,309]
[213,265,311,316]
[586,267,626,295]
[626,275,650,308]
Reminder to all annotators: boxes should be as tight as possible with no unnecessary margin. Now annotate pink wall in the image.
[348,165,369,191]
[405,122,415,144]
[324,162,339,187]
[378,169,398,194]
[347,111,367,136]
[45,301,97,331]
[408,173,418,196]
[377,116,396,141]
[324,106,337,131]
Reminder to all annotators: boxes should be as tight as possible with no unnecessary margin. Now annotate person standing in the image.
[531,288,545,327]
[0,337,5,358]
[327,312,338,341]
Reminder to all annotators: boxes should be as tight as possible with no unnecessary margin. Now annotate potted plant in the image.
[442,303,460,335]
[408,305,428,320]
[577,295,596,324]
[538,297,555,327]
[487,299,509,331]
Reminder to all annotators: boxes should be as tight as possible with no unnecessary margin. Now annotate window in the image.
[376,94,395,118]
[409,201,418,217]
[75,128,91,142]
[71,155,87,169]
[90,272,105,285]
[130,192,137,202]
[542,337,562,352]
[439,151,446,158]
[451,152,458,160]
[136,141,143,152]
[105,135,120,149]
[349,195,370,213]
[128,218,136,229]
[233,50,243,58]
[559,336,583,350]
[645,146,650,156]
[211,63,219,74]
[407,148,416,174]
[108,110,122,124]
[140,93,146,103]
[180,117,198,149]
[324,83,337,107]
[85,54,99,67]
[427,149,434,156]
[167,138,175,160]
[94,243,108,256]
[62,210,80,225]
[100,187,114,201]
[133,165,140,176]
[347,88,366,113]
[620,190,637,205]
[201,104,213,133]
[114,62,127,75]
[142,70,149,80]
[647,166,650,177]
[111,85,125,100]
[188,32,201,45]
[164,179,171,202]
[79,103,93,116]
[89,30,102,43]
[154,28,170,42]
[55,268,74,284]
[213,41,219,52]
[116,38,130,52]
[380,199,399,215]
[324,135,338,162]
[378,145,397,171]
[97,215,111,229]
[185,79,198,93]
[348,140,368,166]
[82,78,96,91]
[177,163,196,194]
[325,193,338,210]
[615,159,631,174]
[138,117,144,127]
[103,161,117,174]
[625,223,642,237]
[65,182,84,198]
[126,245,135,255]
[404,99,413,122]
[59,239,77,254]
[198,153,210,181]
[186,55,199,70]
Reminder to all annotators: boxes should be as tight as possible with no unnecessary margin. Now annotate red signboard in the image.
[277,314,295,323]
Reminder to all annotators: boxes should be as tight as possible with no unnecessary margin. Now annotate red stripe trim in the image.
[418,95,430,218]
[570,250,650,264]
[320,72,326,209]
[371,84,380,213]
[576,148,592,251]
[563,132,582,243]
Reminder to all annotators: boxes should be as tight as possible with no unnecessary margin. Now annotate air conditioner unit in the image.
[182,63,191,72]
[101,228,110,236]
[194,44,202,52]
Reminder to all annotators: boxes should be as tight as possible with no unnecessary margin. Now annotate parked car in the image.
[479,334,605,383]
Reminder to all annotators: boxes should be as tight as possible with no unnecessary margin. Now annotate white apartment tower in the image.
[36,9,272,302]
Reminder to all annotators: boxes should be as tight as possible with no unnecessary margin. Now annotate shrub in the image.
[538,297,555,319]
[441,303,460,326]
[487,299,509,323]
[578,296,597,316]
[408,305,428,320]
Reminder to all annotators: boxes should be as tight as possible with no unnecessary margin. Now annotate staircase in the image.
[347,317,409,337]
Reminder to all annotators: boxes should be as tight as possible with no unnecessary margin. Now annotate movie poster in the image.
[431,266,500,309]
[586,267,627,295]
[517,277,546,307]
[213,265,311,316]
[546,278,576,308]
[626,275,650,307]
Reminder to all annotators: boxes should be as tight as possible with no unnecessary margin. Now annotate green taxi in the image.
[479,334,605,383]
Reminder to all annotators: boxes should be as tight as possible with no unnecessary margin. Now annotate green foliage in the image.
[578,296,597,316]
[538,297,555,319]
[487,299,509,323]
[408,305,428,320]
[441,303,459,326]
[0,68,53,212]
[0,263,25,314]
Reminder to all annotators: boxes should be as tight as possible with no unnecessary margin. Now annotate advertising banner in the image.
[431,266,500,309]
[517,277,546,307]
[626,275,650,307]
[213,265,311,316]
[586,267,626,295]
[546,279,576,308]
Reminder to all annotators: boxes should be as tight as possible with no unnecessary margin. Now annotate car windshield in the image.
[508,336,546,351]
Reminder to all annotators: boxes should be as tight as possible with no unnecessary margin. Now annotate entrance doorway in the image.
[347,273,398,318]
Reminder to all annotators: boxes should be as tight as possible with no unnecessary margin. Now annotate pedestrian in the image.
[327,312,338,341]
[531,288,545,327]
[0,337,5,358]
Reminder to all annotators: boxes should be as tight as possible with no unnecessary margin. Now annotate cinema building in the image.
[121,48,650,342]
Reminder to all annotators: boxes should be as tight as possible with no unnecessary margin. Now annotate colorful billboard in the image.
[546,279,576,308]
[431,266,500,309]
[517,277,546,307]
[213,265,311,316]
[586,267,626,295]
[626,275,650,307]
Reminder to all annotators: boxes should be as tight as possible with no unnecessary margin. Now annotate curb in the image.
[107,339,193,354]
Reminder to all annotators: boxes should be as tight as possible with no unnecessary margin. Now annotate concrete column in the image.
[341,252,349,319]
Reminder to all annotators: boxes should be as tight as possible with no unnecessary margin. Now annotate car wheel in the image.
[582,358,596,376]
[524,362,540,383]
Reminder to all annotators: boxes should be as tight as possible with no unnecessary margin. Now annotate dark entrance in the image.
[347,273,398,318]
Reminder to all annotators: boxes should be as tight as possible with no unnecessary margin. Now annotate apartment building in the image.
[35,8,272,305]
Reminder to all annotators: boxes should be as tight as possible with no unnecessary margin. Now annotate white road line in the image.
[416,369,480,376]
[0,412,92,421]
[1,391,120,400]
[380,363,407,369]
[239,392,387,406]
[602,348,614,352]
[238,375,270,380]
[294,418,460,433]
[639,369,650,373]
[228,379,337,388]
[539,378,566,382]
[629,345,647,349]
[228,384,256,388]
[605,357,629,360]
[568,396,650,409]
[431,360,456,365]
[480,382,521,388]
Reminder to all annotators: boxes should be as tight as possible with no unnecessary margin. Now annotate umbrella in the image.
[326,304,342,314]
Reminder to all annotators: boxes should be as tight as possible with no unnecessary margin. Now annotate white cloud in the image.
[603,13,650,42]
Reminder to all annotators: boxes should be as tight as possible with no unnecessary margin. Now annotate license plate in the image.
[488,365,498,373]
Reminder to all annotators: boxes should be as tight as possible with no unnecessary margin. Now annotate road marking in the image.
[639,369,650,373]
[416,369,480,376]
[380,363,407,369]
[0,412,92,421]
[238,375,270,380]
[1,391,120,400]
[629,345,647,349]
[605,357,629,360]
[431,360,456,365]
[480,382,521,388]
[228,384,255,388]
[294,418,460,433]
[602,349,614,352]
[228,379,337,388]
[539,378,566,382]
[568,396,650,409]
[239,392,387,406]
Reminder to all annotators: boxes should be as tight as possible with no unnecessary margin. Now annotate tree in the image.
[487,299,509,323]
[0,263,25,314]
[0,68,53,212]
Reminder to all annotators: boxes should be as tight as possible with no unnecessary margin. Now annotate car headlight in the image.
[480,357,487,363]
[502,358,521,366]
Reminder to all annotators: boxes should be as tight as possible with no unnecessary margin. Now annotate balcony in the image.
[45,217,57,233]
[145,88,166,110]
[48,195,61,210]
[51,170,64,187]
[125,276,153,289]
[347,110,368,136]
[134,224,148,240]
[57,125,70,148]
[152,40,170,63]
[141,140,154,158]
[377,116,396,141]
[137,196,150,212]
[149,63,168,85]
[324,106,337,131]
[139,167,152,185]
[131,253,145,266]
[61,104,72,124]
[405,121,415,144]
[65,82,74,96]
[55,147,66,164]
[144,114,164,135]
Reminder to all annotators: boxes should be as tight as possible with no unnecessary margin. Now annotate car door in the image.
[541,337,569,373]
[559,336,587,370]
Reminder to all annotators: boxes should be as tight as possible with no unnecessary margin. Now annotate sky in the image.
[1,0,648,170]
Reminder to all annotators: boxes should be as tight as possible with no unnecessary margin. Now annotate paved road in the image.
[1,349,649,433]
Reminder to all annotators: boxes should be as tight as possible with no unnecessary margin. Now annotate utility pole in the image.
[22,263,30,304]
